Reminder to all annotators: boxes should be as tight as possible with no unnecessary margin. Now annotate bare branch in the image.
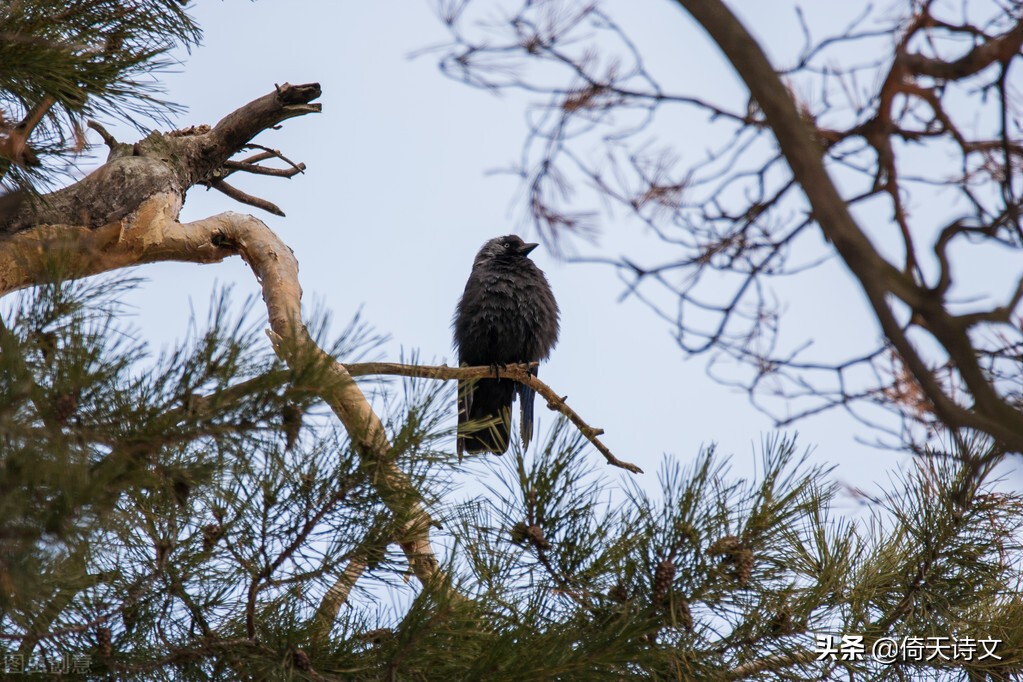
[1,83,321,234]
[900,18,1023,80]
[209,179,285,216]
[221,159,306,178]
[0,95,54,169]
[345,361,643,474]
[85,119,118,149]
[674,0,1023,451]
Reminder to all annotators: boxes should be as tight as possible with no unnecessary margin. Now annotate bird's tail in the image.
[457,378,515,456]
[517,364,539,451]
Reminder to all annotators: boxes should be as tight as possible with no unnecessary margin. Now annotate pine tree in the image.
[2,1,1023,680]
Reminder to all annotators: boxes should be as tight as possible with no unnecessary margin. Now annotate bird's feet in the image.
[490,362,508,380]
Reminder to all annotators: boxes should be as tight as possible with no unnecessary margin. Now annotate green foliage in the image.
[0,0,201,186]
[0,276,391,677]
[2,278,1022,679]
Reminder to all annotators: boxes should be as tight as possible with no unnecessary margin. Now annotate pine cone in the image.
[608,581,629,603]
[53,391,78,425]
[510,521,529,545]
[202,523,223,551]
[652,558,676,607]
[172,473,191,508]
[707,535,741,556]
[708,535,754,586]
[33,331,57,362]
[291,648,311,671]
[769,605,794,634]
[675,521,699,544]
[526,524,551,550]
[282,403,303,451]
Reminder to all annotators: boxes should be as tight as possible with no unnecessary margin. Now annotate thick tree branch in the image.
[674,0,1023,453]
[312,558,367,639]
[900,18,1023,80]
[198,83,321,178]
[0,192,447,591]
[0,83,321,234]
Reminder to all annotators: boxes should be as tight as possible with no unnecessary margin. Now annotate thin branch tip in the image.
[344,360,644,474]
[86,120,118,148]
[210,180,285,216]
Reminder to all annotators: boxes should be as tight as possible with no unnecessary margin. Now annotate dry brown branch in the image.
[209,178,285,216]
[675,0,1023,453]
[85,119,118,149]
[239,143,306,172]
[222,159,306,177]
[344,361,644,474]
[1,83,321,235]
[900,18,1023,80]
[0,95,54,168]
[0,192,447,589]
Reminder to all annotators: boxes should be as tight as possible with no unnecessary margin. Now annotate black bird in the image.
[453,235,560,456]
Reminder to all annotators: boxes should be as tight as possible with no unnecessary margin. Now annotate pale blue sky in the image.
[83,0,1012,502]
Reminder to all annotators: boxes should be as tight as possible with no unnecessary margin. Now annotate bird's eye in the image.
[503,242,511,249]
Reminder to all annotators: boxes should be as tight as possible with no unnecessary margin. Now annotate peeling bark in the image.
[1,83,321,234]
[0,83,449,597]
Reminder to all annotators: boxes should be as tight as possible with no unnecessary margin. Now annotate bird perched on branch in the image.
[453,234,560,456]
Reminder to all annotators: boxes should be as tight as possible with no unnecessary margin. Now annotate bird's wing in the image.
[518,365,538,451]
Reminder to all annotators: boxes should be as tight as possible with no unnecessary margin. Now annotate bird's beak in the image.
[521,242,539,256]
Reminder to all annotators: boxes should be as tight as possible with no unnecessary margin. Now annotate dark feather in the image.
[453,235,559,456]
[518,365,538,451]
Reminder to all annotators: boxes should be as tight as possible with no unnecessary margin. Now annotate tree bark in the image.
[0,84,448,593]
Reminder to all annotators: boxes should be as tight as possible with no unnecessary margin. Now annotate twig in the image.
[240,143,306,174]
[344,361,644,474]
[209,179,285,216]
[222,159,306,177]
[86,119,119,149]
[239,150,276,164]
[0,96,54,168]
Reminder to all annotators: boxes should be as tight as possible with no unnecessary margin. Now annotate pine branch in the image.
[726,651,817,680]
[0,191,451,595]
[312,558,367,639]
